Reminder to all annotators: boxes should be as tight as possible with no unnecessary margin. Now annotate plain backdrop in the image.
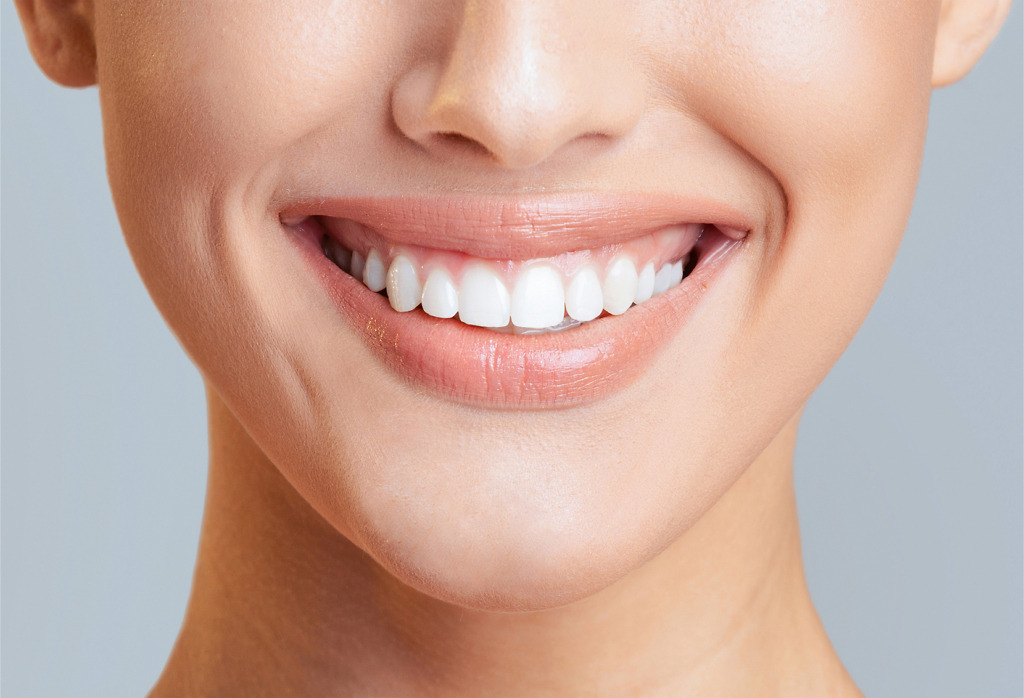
[2,4,1021,697]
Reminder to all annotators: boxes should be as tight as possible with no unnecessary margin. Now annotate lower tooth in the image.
[493,317,582,334]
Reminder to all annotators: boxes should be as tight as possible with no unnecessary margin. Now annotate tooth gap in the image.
[322,236,355,275]
[683,249,698,278]
[681,224,720,278]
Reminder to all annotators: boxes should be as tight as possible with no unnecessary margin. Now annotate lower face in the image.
[95,1,937,609]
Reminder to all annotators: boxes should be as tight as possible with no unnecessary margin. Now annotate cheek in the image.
[96,2,389,169]
[657,0,939,371]
[621,1,942,486]
[93,0,414,290]
[91,2,401,390]
[702,0,937,177]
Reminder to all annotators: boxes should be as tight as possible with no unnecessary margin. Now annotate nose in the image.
[391,1,645,170]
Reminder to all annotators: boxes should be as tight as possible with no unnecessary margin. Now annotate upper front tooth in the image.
[386,255,422,312]
[602,257,639,315]
[565,266,603,322]
[634,262,655,304]
[652,263,674,296]
[511,263,565,329]
[458,264,511,328]
[363,249,387,292]
[421,268,459,319]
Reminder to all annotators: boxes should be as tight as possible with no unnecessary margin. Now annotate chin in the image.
[309,417,704,613]
[353,496,658,613]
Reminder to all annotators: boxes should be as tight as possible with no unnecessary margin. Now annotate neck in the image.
[152,387,860,697]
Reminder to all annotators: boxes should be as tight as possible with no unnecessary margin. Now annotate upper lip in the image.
[278,193,753,259]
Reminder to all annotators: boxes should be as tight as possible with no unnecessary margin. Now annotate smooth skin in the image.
[16,1,1010,696]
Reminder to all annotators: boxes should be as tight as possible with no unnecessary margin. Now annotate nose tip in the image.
[391,4,644,171]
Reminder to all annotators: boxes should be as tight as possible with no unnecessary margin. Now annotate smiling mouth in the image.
[287,216,735,334]
[282,196,749,408]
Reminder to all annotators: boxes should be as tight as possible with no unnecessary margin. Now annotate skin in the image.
[15,0,1011,695]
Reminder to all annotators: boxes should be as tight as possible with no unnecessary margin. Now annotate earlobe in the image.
[15,0,97,88]
[932,0,1013,87]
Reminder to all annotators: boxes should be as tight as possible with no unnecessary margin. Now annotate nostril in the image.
[433,132,494,159]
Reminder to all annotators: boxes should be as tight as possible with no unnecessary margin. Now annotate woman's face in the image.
[93,1,937,609]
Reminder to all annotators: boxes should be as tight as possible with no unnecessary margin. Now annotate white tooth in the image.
[363,249,387,292]
[511,263,565,329]
[652,263,674,296]
[565,266,603,322]
[634,262,655,304]
[602,257,639,315]
[386,255,422,312]
[350,250,365,281]
[421,268,459,319]
[458,264,510,328]
[670,259,684,287]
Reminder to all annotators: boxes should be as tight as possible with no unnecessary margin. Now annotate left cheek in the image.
[706,2,937,293]
[708,0,937,193]
[694,4,939,398]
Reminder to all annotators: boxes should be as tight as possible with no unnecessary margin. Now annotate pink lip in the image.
[281,194,749,259]
[285,195,748,409]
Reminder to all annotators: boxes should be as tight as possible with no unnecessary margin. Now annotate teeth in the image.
[565,266,603,322]
[494,316,582,335]
[511,263,565,329]
[350,250,365,281]
[325,239,697,331]
[652,263,674,296]
[634,262,655,304]
[386,255,422,312]
[458,264,511,328]
[363,249,387,292]
[669,259,684,287]
[602,257,639,315]
[421,268,459,319]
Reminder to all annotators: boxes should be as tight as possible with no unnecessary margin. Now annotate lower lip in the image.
[292,229,741,409]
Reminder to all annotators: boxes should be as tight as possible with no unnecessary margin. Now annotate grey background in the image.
[2,3,1020,696]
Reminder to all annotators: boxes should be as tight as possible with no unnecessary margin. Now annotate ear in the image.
[932,0,1013,87]
[14,0,97,88]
